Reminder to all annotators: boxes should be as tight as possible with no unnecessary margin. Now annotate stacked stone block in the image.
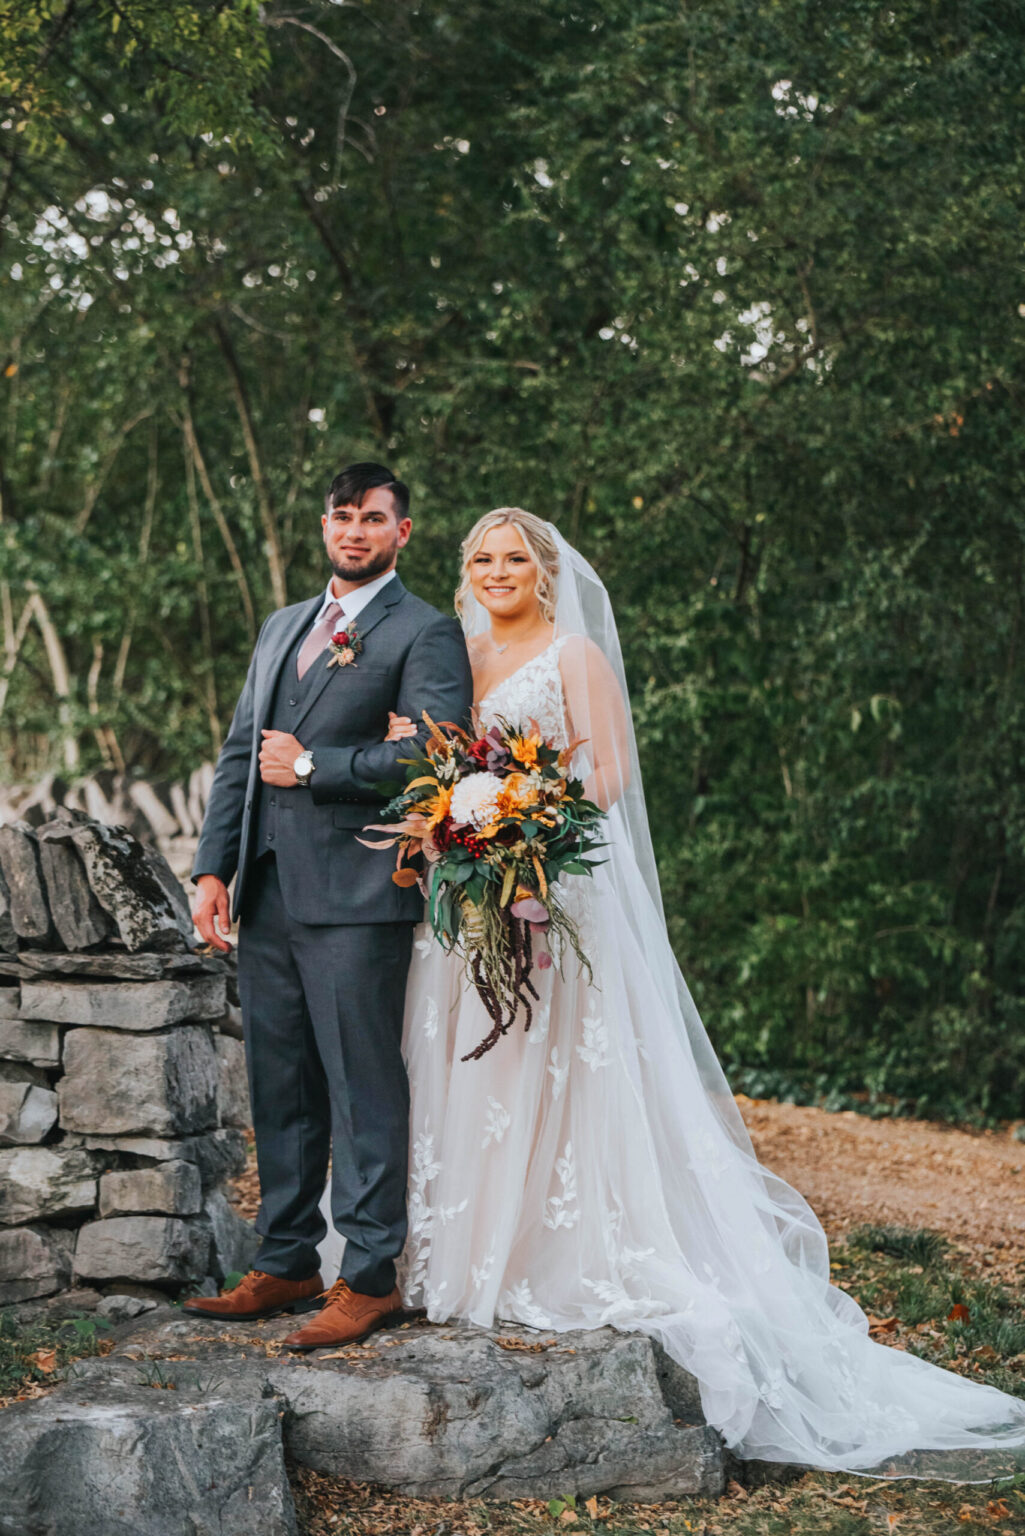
[0,812,254,1304]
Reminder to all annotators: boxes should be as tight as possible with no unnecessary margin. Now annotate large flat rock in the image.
[19,974,226,1029]
[68,1313,722,1501]
[74,1214,211,1284]
[0,1069,59,1145]
[8,950,227,980]
[98,1160,202,1218]
[0,1378,296,1536]
[0,1015,61,1067]
[58,1024,219,1136]
[0,1146,101,1224]
[64,819,193,952]
[68,1126,248,1187]
[0,1223,73,1303]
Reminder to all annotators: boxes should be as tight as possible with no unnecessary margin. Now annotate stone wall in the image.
[0,810,254,1304]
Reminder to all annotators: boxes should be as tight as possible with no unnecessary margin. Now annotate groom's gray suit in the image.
[193,573,473,1293]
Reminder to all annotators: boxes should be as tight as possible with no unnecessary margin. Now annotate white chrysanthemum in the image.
[450,770,503,829]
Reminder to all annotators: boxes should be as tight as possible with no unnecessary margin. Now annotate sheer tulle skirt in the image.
[319,860,1025,1481]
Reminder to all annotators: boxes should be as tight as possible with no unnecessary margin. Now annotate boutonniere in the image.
[327,622,363,669]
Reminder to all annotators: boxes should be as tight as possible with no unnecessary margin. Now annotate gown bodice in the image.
[476,636,571,751]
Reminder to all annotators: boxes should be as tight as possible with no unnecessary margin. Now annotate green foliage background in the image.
[2,0,1025,1118]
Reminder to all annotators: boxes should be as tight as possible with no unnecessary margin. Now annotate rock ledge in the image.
[0,1308,727,1533]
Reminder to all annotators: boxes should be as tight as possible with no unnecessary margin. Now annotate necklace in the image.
[490,624,551,657]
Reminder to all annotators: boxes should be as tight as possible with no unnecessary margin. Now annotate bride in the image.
[321,507,1025,1482]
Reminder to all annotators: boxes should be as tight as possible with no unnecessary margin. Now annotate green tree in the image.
[2,0,1024,1115]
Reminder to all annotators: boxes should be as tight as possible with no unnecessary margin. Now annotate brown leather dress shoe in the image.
[283,1277,407,1351]
[183,1268,324,1322]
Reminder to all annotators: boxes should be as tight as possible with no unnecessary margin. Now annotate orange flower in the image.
[509,732,542,769]
[496,771,538,819]
[421,783,452,830]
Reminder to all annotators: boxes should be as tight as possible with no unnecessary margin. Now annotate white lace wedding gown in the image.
[320,633,1025,1480]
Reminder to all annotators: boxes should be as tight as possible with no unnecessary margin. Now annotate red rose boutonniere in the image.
[327,622,363,669]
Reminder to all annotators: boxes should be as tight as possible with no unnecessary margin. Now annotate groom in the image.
[185,462,472,1349]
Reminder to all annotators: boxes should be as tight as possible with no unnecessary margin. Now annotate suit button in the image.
[289,697,297,706]
[269,798,277,807]
[266,833,274,843]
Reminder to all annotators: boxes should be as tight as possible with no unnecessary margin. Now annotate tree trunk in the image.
[178,356,256,640]
[213,318,288,608]
[182,424,223,756]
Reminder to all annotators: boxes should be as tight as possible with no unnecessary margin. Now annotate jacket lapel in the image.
[254,594,323,729]
[290,575,407,736]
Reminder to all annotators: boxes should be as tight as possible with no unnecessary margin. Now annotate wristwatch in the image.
[293,749,315,788]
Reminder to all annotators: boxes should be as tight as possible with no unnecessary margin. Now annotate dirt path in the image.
[739,1097,1025,1279]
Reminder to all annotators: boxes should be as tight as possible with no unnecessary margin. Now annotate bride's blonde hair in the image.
[455,508,560,625]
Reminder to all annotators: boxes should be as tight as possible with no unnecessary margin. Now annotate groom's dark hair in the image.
[325,461,410,521]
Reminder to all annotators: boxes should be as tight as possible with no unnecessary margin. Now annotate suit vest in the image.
[252,628,322,856]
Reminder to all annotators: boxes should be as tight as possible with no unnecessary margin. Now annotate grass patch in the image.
[0,1307,113,1404]
[846,1224,950,1269]
[839,1226,1025,1400]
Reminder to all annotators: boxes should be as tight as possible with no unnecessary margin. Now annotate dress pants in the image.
[237,852,415,1294]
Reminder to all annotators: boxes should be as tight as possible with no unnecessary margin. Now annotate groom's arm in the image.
[192,622,266,883]
[310,614,472,805]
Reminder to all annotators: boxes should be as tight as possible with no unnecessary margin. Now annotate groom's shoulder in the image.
[257,596,315,638]
[394,585,462,637]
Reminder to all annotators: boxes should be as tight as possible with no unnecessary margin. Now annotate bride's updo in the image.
[455,507,560,624]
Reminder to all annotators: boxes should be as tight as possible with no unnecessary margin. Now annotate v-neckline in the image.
[475,638,561,710]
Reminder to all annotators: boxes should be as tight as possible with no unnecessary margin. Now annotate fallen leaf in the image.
[584,1496,599,1518]
[27,1349,57,1374]
[867,1315,899,1334]
[948,1303,971,1323]
[987,1499,1011,1517]
[495,1336,557,1352]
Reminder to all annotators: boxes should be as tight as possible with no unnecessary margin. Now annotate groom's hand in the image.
[194,874,232,953]
[259,729,303,786]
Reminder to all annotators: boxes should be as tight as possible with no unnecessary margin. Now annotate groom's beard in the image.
[330,545,397,584]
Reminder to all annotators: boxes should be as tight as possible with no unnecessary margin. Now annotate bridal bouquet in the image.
[363,713,606,1060]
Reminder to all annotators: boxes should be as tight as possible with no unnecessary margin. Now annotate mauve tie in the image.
[296,600,343,680]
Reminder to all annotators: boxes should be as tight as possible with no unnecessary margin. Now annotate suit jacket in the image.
[192,574,473,925]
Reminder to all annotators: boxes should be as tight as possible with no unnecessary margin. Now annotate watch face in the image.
[294,753,312,779]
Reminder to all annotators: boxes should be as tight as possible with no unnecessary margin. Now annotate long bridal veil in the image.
[322,522,1025,1482]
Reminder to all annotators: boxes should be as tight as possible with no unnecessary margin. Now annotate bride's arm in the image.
[558,635,632,810]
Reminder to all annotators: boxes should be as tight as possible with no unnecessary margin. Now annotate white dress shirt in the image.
[310,567,398,632]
